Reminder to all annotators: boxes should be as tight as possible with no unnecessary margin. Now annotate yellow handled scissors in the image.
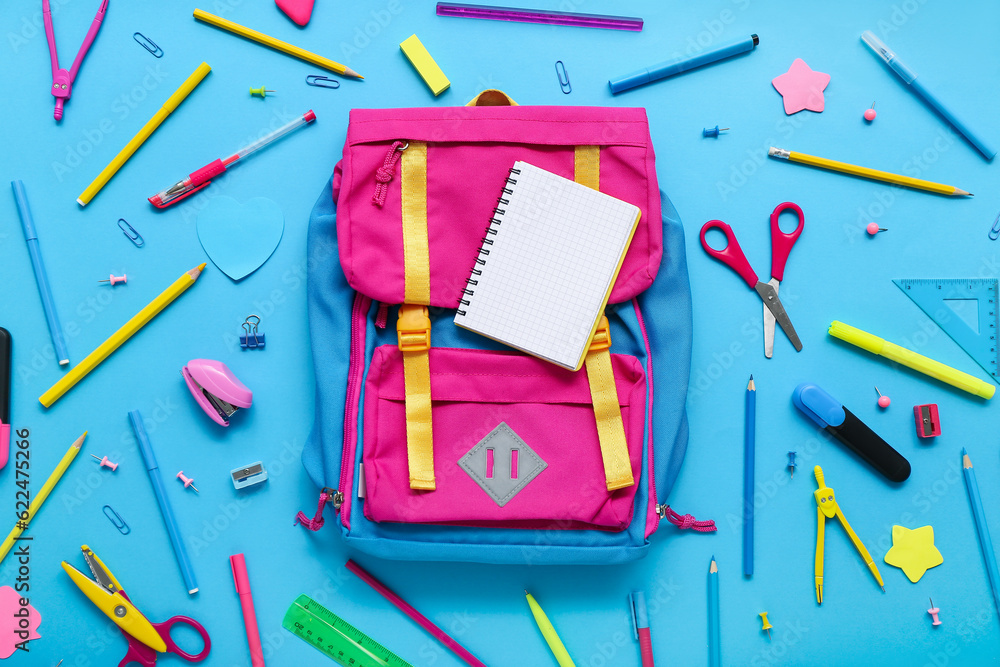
[813,466,884,604]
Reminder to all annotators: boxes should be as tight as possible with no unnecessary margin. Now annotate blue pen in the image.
[609,34,758,94]
[861,31,995,160]
[11,181,69,366]
[743,376,755,577]
[129,410,199,595]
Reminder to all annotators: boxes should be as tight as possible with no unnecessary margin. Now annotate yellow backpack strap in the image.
[575,145,634,491]
[399,141,435,490]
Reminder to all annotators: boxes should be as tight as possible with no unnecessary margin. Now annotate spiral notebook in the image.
[454,161,641,371]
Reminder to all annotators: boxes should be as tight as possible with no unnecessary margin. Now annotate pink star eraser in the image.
[772,58,831,115]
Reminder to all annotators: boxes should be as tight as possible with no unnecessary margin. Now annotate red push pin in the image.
[866,222,887,236]
[98,273,127,286]
[864,101,877,122]
[176,470,199,493]
[875,386,891,408]
[927,598,941,626]
[91,454,118,471]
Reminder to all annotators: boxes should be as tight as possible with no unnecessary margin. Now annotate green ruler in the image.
[282,594,413,667]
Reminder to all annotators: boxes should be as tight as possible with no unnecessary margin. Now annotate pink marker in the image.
[231,554,265,666]
[43,0,108,121]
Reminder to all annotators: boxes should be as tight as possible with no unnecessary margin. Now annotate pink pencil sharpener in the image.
[182,359,253,427]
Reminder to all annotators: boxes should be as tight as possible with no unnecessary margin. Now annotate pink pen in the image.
[231,554,265,667]
[43,0,108,121]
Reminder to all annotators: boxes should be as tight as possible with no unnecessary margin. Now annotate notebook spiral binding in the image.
[456,167,520,316]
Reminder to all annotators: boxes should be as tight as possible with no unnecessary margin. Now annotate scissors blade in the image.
[82,546,118,594]
[754,282,802,352]
[764,278,778,358]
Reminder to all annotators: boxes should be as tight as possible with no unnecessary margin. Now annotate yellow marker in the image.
[40,264,207,408]
[769,147,971,197]
[400,34,450,96]
[759,612,772,639]
[828,321,995,399]
[525,591,576,667]
[77,63,211,206]
[194,9,362,78]
[813,465,884,604]
[0,432,86,564]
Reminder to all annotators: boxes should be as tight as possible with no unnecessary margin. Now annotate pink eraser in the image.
[276,0,314,26]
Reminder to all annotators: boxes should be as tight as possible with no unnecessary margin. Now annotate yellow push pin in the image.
[759,612,772,639]
[249,86,275,98]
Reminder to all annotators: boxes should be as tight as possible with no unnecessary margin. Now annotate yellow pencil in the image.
[193,9,363,79]
[77,63,211,206]
[525,591,576,667]
[40,264,207,408]
[768,147,971,196]
[0,431,86,564]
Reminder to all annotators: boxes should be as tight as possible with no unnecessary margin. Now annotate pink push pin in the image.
[927,598,942,626]
[176,470,199,493]
[90,454,119,471]
[98,274,127,286]
[864,101,877,122]
[876,386,891,408]
[867,222,887,236]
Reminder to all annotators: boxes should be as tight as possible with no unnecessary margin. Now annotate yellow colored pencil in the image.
[768,147,971,196]
[193,9,363,79]
[525,591,576,667]
[40,264,207,408]
[0,431,86,564]
[77,63,211,206]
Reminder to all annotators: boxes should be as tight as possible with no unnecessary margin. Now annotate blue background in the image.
[1,1,999,665]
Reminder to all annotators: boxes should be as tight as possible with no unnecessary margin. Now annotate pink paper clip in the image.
[43,0,108,121]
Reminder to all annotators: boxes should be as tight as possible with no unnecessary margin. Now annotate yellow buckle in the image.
[397,304,431,352]
[588,315,611,352]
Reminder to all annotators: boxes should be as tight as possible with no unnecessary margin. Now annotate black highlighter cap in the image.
[751,34,759,47]
[0,327,9,424]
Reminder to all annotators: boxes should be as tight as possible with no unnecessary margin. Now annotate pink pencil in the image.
[345,560,488,667]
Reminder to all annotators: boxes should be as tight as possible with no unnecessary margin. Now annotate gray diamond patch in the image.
[458,422,546,507]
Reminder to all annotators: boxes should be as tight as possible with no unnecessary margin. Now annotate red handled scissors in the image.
[700,202,804,356]
[62,545,211,666]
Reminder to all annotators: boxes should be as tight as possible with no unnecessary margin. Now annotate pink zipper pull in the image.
[375,301,389,328]
[371,141,408,207]
[659,505,717,532]
[294,487,341,531]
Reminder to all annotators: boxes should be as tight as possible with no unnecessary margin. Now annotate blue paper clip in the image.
[103,505,130,535]
[555,60,571,94]
[133,32,163,58]
[306,75,340,89]
[990,211,1000,240]
[118,218,144,247]
[240,315,265,349]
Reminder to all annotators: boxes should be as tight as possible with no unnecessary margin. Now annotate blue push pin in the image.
[787,451,797,479]
[702,125,729,138]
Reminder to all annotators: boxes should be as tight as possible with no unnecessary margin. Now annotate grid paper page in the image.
[454,161,641,369]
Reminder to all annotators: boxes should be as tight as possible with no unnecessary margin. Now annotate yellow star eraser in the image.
[400,34,450,96]
[884,525,944,583]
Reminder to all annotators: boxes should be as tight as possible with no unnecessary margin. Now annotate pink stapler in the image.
[182,359,252,427]
[43,0,108,121]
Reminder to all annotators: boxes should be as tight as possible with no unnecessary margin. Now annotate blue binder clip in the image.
[231,461,268,489]
[240,315,265,349]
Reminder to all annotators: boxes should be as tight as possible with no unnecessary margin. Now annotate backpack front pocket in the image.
[361,346,646,531]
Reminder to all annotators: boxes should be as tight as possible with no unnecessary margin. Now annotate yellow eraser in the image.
[400,34,450,96]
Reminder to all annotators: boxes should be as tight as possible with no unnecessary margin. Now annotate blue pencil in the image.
[11,181,69,366]
[744,375,755,577]
[129,410,199,595]
[962,449,1000,617]
[708,556,720,667]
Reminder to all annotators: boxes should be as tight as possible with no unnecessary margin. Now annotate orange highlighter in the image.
[231,553,265,666]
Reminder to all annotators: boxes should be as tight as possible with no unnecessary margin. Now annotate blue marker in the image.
[609,34,758,95]
[129,410,199,595]
[11,181,69,366]
[862,30,995,160]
